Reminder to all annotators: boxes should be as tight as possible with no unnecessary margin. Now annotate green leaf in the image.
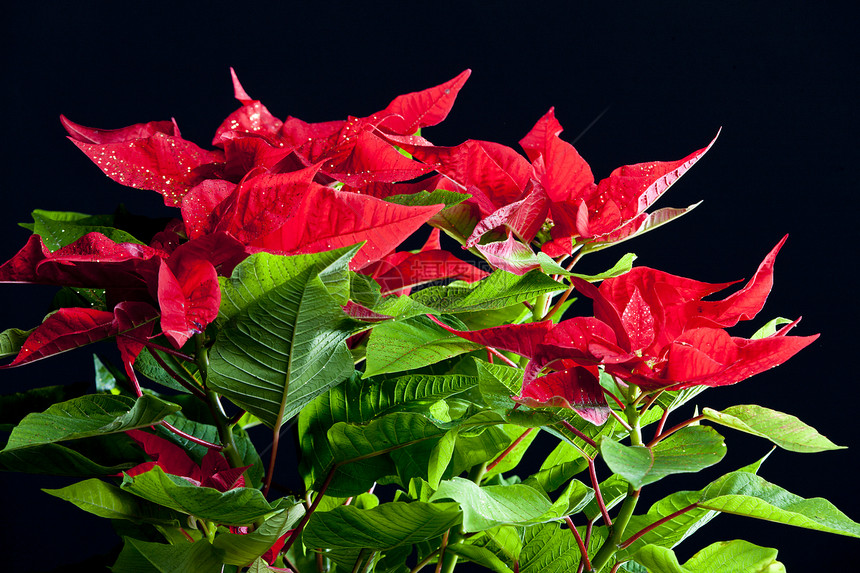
[411,269,565,313]
[299,371,476,493]
[323,412,447,496]
[751,317,793,340]
[2,394,180,451]
[446,543,515,573]
[209,266,355,429]
[431,477,554,532]
[29,209,142,251]
[134,348,201,395]
[538,251,637,281]
[702,404,844,453]
[0,327,33,360]
[476,360,522,410]
[631,540,785,573]
[519,522,601,573]
[697,470,860,538]
[428,429,458,488]
[111,537,224,573]
[213,501,305,565]
[218,246,359,320]
[43,478,183,525]
[600,426,726,489]
[121,466,281,526]
[0,382,89,428]
[302,501,462,550]
[385,189,471,208]
[0,435,138,476]
[365,315,482,377]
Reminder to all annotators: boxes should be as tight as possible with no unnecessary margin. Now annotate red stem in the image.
[262,426,281,497]
[647,415,706,448]
[565,516,593,572]
[487,346,518,368]
[587,456,612,527]
[146,348,207,400]
[618,503,700,550]
[282,465,338,555]
[487,428,534,472]
[159,420,224,450]
[560,419,598,449]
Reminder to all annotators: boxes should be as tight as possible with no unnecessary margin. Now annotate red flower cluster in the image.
[434,237,817,420]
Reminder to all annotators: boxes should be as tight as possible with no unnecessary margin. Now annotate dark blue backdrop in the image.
[2,1,858,570]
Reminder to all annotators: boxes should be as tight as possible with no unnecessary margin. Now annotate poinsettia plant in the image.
[0,69,855,573]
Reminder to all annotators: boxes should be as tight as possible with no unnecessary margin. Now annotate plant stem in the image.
[590,386,643,571]
[619,503,699,550]
[193,334,244,470]
[559,419,598,449]
[409,549,441,573]
[486,428,534,472]
[283,465,337,555]
[159,420,224,450]
[587,456,612,527]
[146,347,207,400]
[646,414,705,447]
[565,516,593,572]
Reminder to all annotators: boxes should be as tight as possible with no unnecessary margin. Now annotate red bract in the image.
[427,316,610,424]
[358,228,487,295]
[398,108,716,273]
[124,429,248,491]
[572,236,819,390]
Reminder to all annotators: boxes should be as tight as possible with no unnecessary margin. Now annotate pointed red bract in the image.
[513,365,610,425]
[375,70,472,135]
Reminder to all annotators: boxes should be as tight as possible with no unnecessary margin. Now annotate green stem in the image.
[194,334,244,470]
[533,292,550,323]
[590,387,643,571]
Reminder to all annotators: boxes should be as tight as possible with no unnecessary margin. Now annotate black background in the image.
[2,1,858,570]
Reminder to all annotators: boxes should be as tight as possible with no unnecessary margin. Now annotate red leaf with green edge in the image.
[341,300,394,322]
[519,107,564,163]
[250,185,444,268]
[514,365,610,425]
[62,116,221,207]
[375,69,471,135]
[534,316,630,367]
[322,129,434,186]
[685,235,787,329]
[213,165,319,244]
[341,174,446,200]
[407,139,533,213]
[1,308,116,367]
[364,249,488,295]
[466,183,550,247]
[427,314,554,359]
[474,233,542,276]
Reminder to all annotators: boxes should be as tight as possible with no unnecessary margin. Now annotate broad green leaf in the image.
[539,251,637,281]
[483,426,540,479]
[218,246,359,320]
[476,360,522,409]
[44,478,183,525]
[428,429,458,488]
[299,371,475,493]
[702,404,844,453]
[411,269,565,313]
[111,537,224,573]
[0,327,33,360]
[0,435,138,476]
[600,426,726,489]
[519,522,603,573]
[446,543,515,573]
[528,439,588,494]
[121,466,281,526]
[323,412,447,496]
[213,501,305,565]
[2,394,180,451]
[302,501,461,550]
[431,477,554,532]
[365,315,482,377]
[29,209,142,251]
[209,268,355,429]
[697,470,860,538]
[464,525,523,570]
[0,381,89,428]
[385,189,471,208]
[583,474,630,522]
[631,540,785,573]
